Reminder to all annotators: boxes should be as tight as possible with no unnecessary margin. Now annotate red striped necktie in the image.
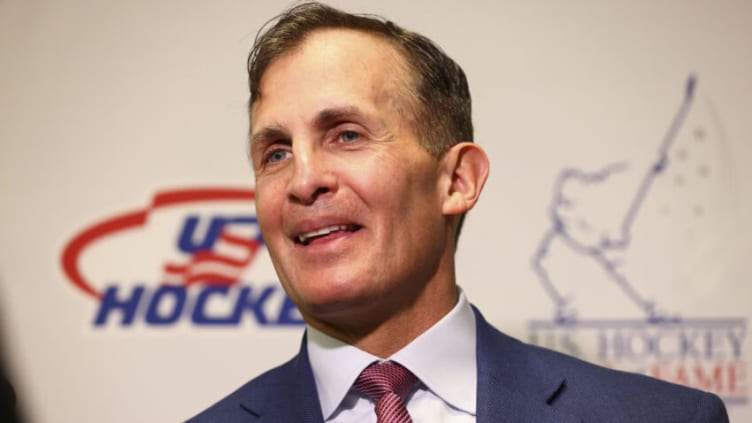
[354,361,418,423]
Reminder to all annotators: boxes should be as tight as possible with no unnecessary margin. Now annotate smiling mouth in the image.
[295,224,362,245]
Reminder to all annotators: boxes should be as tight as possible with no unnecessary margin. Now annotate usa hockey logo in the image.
[61,187,303,327]
[527,77,748,406]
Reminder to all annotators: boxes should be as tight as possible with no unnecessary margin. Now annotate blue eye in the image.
[266,149,290,163]
[339,131,360,143]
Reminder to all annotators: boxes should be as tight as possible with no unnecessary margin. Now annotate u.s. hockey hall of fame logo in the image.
[527,76,747,406]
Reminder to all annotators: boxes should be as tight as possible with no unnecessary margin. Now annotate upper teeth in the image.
[297,225,351,244]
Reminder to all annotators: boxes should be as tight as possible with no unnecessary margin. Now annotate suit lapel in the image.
[477,372,581,423]
[474,307,582,423]
[238,333,325,423]
[231,310,582,422]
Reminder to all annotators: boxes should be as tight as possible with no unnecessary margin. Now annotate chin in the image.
[297,283,375,319]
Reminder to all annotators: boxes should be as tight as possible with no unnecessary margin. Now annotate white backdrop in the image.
[1,1,750,422]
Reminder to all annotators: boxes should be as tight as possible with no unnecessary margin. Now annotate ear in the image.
[439,142,489,216]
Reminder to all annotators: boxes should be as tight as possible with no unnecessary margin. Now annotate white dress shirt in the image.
[307,291,477,422]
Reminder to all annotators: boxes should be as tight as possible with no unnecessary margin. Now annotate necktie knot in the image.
[355,361,417,401]
[354,361,417,423]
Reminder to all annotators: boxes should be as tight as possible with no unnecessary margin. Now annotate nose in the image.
[286,144,337,205]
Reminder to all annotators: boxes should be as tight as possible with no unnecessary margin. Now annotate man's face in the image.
[250,29,452,326]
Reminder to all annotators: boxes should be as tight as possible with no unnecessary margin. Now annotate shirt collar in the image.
[307,290,477,419]
[307,321,380,420]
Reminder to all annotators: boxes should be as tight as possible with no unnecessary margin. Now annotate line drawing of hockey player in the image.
[532,76,696,323]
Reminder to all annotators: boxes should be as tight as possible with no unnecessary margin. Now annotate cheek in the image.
[349,166,408,213]
[358,162,442,231]
[352,150,434,193]
[393,161,442,209]
[254,181,284,234]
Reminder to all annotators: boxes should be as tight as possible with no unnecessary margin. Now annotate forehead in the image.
[250,28,412,125]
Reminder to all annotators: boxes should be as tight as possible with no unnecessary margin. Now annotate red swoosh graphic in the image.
[61,187,255,299]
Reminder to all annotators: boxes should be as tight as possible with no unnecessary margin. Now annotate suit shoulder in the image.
[474,312,728,422]
[185,356,298,423]
[520,336,728,421]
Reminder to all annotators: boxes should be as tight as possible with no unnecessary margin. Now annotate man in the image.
[190,2,729,422]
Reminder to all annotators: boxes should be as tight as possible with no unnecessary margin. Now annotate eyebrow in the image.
[313,106,367,128]
[250,125,287,147]
[250,105,384,148]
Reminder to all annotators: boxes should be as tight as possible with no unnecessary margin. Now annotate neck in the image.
[305,260,459,358]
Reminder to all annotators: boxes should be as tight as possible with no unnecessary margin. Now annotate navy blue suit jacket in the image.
[189,307,729,422]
